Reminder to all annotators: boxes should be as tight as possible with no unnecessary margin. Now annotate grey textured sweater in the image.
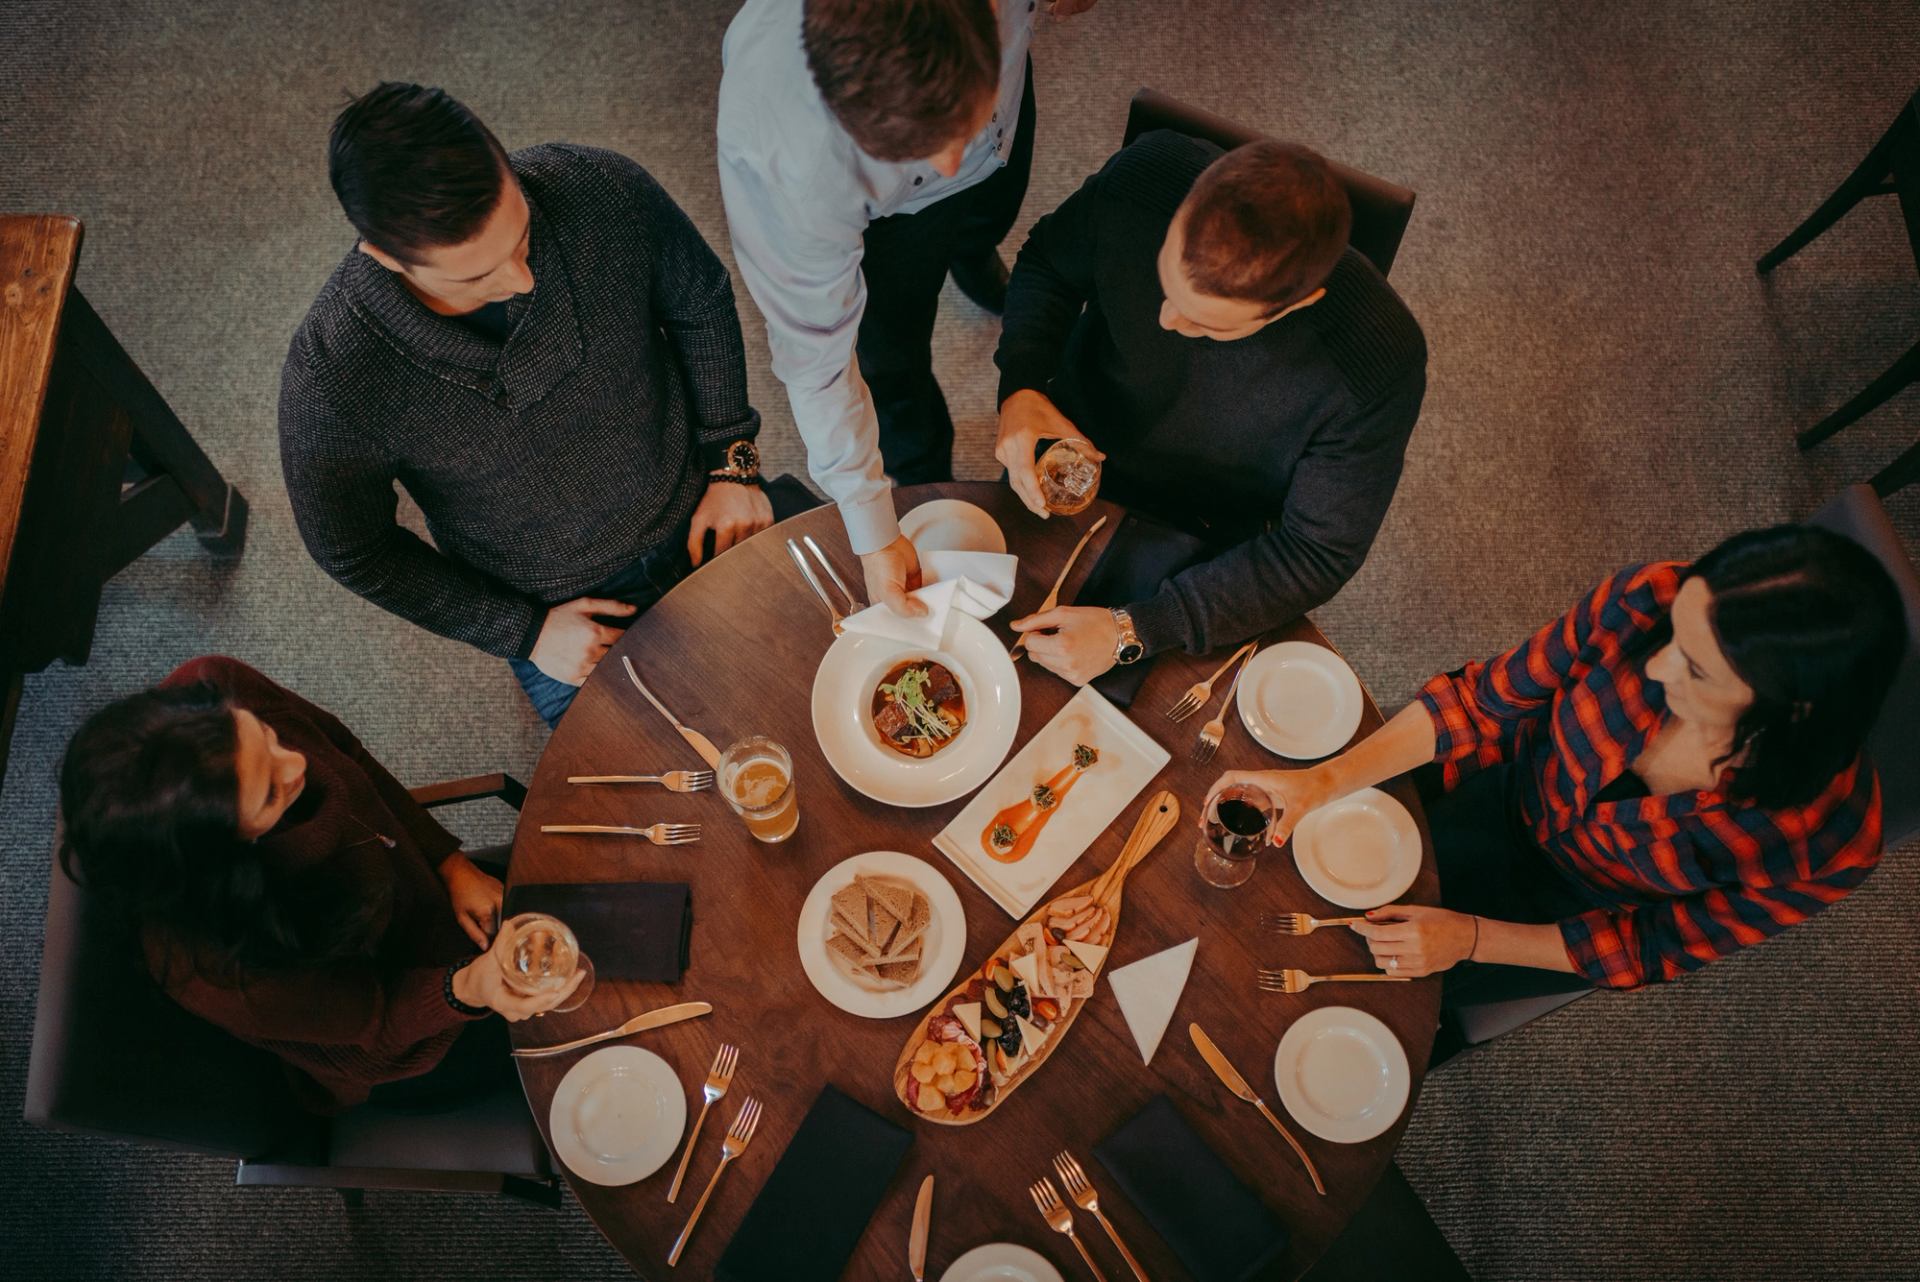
[280,144,761,659]
[995,131,1427,657]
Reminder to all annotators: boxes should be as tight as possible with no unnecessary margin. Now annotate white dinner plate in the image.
[547,1046,686,1186]
[940,1243,1065,1282]
[1235,641,1365,760]
[1273,1006,1411,1143]
[1289,786,1421,909]
[796,851,967,1018]
[901,498,1007,555]
[811,614,1021,807]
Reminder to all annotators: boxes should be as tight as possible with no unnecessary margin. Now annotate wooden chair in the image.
[0,215,249,787]
[23,772,557,1207]
[1122,88,1417,278]
[1756,87,1920,497]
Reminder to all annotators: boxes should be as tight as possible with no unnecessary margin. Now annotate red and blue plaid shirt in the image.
[1416,562,1882,989]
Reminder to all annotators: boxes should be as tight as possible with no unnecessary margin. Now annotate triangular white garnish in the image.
[1107,938,1198,1065]
[955,1002,981,1044]
[1009,950,1041,995]
[1064,939,1108,972]
[1016,1014,1049,1053]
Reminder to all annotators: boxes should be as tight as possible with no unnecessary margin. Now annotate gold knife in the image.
[908,1173,934,1282]
[1011,512,1109,661]
[621,656,723,768]
[511,1001,713,1059]
[1188,1022,1327,1196]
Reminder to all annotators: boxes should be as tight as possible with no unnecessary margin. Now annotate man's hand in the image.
[861,534,928,617]
[438,852,504,950]
[994,389,1105,518]
[1351,905,1479,978]
[688,480,774,568]
[529,597,637,685]
[1010,605,1119,685]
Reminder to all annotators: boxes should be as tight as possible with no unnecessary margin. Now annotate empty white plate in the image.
[1273,1006,1410,1143]
[901,499,1007,555]
[940,1244,1065,1282]
[548,1046,686,1186]
[1235,641,1365,760]
[811,614,1020,807]
[795,851,967,1019]
[1290,786,1421,909]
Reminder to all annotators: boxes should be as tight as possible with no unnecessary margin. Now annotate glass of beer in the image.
[719,735,799,843]
[1037,438,1101,515]
[1195,782,1274,889]
[495,912,595,1012]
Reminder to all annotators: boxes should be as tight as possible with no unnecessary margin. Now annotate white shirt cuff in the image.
[840,493,901,556]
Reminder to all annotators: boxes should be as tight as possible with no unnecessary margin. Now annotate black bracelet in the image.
[706,472,763,486]
[443,963,487,1016]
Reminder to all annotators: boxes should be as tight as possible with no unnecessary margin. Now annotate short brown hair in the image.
[803,0,999,163]
[1177,141,1352,310]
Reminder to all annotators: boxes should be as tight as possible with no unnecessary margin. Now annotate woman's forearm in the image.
[1471,917,1578,972]
[1318,701,1438,800]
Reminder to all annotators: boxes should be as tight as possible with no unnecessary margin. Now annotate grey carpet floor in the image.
[4,1,1919,1278]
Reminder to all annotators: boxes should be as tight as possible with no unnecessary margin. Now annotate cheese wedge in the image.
[1064,939,1109,972]
[955,1002,982,1044]
[1016,1014,1049,1053]
[1107,938,1197,1065]
[1009,950,1041,995]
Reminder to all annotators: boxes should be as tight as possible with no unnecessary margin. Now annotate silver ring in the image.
[1387,956,1399,973]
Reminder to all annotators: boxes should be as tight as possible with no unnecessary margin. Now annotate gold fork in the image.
[537,822,701,845]
[666,1043,738,1203]
[668,1096,762,1266]
[1030,1176,1108,1281]
[1257,967,1412,993]
[1053,1152,1144,1281]
[1192,642,1258,763]
[1165,641,1256,723]
[1260,911,1367,936]
[567,770,715,792]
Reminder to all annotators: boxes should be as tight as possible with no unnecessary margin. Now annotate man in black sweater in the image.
[997,131,1427,684]
[281,83,800,726]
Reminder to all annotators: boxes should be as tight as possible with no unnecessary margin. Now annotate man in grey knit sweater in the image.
[280,83,800,726]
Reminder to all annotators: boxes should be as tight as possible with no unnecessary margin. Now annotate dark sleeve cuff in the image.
[511,606,548,662]
[996,365,1054,410]
[1125,589,1196,658]
[698,408,763,467]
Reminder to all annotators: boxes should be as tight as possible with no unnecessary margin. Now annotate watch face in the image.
[1117,643,1145,665]
[727,440,759,472]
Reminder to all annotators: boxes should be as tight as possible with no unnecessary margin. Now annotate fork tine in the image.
[1165,691,1199,722]
[740,1097,762,1139]
[1052,1153,1076,1193]
[717,1043,737,1080]
[1029,1182,1050,1216]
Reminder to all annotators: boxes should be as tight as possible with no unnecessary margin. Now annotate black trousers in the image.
[856,66,1037,486]
[1417,763,1599,1009]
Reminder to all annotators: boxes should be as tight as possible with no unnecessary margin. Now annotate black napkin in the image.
[1094,1094,1290,1282]
[500,882,690,983]
[1074,511,1210,707]
[715,1085,913,1282]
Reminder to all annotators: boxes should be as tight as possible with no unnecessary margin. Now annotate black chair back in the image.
[25,844,312,1157]
[1809,484,1920,845]
[1123,88,1417,277]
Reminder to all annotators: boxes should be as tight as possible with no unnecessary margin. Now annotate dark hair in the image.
[1685,525,1908,808]
[58,683,387,976]
[327,81,509,264]
[803,0,999,163]
[1177,141,1352,311]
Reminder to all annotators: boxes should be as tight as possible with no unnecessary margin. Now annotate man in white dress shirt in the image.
[718,0,1097,613]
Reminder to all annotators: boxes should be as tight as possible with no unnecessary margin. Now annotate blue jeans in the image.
[509,477,820,727]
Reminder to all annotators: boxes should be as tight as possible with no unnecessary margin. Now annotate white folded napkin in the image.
[842,549,1018,648]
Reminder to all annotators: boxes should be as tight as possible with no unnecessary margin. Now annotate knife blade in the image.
[1188,1022,1327,1196]
[1010,512,1109,660]
[908,1173,934,1281]
[511,1001,713,1058]
[622,656,723,768]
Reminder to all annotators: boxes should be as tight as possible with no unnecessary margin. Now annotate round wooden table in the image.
[508,482,1440,1280]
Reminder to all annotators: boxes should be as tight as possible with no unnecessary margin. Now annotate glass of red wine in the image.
[1195,783,1275,889]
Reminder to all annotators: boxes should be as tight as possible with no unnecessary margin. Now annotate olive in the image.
[999,1023,1022,1054]
[1008,985,1031,1017]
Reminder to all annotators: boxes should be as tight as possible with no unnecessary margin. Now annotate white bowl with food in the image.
[811,615,1020,807]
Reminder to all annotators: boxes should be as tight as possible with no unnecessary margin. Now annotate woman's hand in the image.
[438,853,504,950]
[451,957,586,1021]
[1200,765,1337,847]
[1350,905,1478,978]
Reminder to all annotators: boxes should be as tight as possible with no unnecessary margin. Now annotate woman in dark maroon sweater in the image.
[58,657,579,1111]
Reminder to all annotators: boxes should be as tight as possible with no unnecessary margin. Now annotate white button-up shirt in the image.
[718,0,1036,554]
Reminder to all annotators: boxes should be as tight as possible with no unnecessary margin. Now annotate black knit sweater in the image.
[279,144,761,659]
[995,131,1427,657]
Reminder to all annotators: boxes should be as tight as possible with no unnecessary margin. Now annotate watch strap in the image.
[706,472,763,486]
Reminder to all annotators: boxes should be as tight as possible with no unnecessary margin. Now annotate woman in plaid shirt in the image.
[1207,525,1907,1001]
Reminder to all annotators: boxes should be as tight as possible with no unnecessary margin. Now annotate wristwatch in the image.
[1109,607,1145,665]
[708,438,762,486]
